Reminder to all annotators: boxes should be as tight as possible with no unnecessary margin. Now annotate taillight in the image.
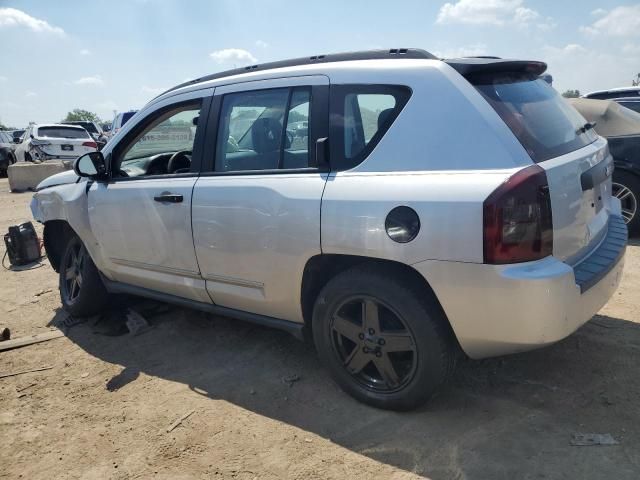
[82,141,98,148]
[483,164,553,264]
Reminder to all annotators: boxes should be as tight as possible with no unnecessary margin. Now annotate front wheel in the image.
[312,266,455,410]
[59,235,109,316]
[612,171,640,234]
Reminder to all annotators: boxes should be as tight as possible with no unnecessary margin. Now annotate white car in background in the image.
[14,124,97,163]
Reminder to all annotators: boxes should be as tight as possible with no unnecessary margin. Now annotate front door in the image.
[192,76,329,322]
[88,91,213,303]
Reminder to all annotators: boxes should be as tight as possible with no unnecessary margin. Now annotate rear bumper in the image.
[413,216,627,359]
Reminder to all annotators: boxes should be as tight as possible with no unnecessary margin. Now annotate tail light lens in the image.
[82,141,98,148]
[483,164,553,264]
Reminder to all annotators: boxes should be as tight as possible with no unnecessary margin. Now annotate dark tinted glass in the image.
[473,75,597,162]
[121,112,136,125]
[36,127,90,139]
[618,102,640,114]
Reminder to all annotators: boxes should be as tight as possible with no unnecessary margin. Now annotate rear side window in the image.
[36,127,90,139]
[215,87,312,172]
[618,101,640,114]
[330,85,411,171]
[473,75,597,163]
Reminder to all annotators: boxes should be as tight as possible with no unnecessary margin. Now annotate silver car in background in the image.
[31,49,626,410]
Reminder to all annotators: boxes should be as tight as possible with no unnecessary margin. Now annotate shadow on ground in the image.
[57,301,640,479]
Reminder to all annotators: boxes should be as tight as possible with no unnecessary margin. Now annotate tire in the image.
[24,152,33,163]
[312,265,455,410]
[612,171,640,235]
[59,234,109,317]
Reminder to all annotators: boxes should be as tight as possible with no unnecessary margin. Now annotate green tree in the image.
[562,89,581,98]
[632,73,640,86]
[63,109,101,123]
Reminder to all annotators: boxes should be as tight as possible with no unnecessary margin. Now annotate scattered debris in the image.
[16,382,37,392]
[0,365,54,380]
[126,309,152,336]
[1,327,10,341]
[570,433,619,446]
[34,288,53,297]
[282,374,300,387]
[0,330,64,352]
[167,410,196,433]
[80,372,89,379]
[56,314,90,330]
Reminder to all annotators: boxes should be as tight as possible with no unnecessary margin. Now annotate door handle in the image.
[154,193,183,203]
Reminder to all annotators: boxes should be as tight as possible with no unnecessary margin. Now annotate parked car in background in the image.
[14,124,97,163]
[570,98,640,234]
[0,131,17,176]
[584,87,640,114]
[32,49,626,410]
[11,129,25,143]
[109,110,137,138]
[62,120,108,150]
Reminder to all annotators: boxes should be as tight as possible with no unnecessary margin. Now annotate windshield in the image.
[36,127,91,139]
[0,132,11,143]
[473,75,598,162]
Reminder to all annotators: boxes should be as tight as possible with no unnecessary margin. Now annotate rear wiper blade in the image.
[576,122,596,135]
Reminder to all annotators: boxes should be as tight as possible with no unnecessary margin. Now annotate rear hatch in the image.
[34,126,96,157]
[448,58,614,263]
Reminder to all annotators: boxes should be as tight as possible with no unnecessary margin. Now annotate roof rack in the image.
[160,48,437,97]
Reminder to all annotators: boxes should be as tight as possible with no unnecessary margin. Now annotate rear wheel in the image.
[612,171,640,234]
[24,152,33,162]
[312,266,455,410]
[59,234,109,316]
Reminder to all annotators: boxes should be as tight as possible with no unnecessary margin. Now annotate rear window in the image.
[473,75,597,162]
[36,127,90,139]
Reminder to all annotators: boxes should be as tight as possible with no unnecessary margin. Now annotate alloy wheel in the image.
[63,242,85,302]
[612,182,638,224]
[330,296,418,393]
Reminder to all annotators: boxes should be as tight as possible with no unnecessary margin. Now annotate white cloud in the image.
[0,8,64,35]
[255,40,268,49]
[141,85,167,95]
[25,91,37,97]
[209,48,257,65]
[80,49,91,56]
[74,75,105,86]
[581,5,640,36]
[434,43,488,58]
[591,8,607,16]
[436,0,544,27]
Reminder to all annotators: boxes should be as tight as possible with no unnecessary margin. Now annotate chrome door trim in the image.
[110,257,202,279]
[202,273,265,289]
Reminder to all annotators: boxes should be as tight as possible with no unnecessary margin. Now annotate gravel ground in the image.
[1,177,639,480]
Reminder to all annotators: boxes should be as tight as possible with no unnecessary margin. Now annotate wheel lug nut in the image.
[362,347,369,353]
[378,338,385,346]
[358,333,365,340]
[368,328,375,335]
[375,351,382,358]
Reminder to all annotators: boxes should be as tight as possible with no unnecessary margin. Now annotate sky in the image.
[0,0,639,127]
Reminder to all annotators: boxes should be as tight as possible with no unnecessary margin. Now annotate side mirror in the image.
[13,137,21,144]
[74,151,107,179]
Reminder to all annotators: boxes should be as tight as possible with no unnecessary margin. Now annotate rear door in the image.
[472,74,614,263]
[191,76,329,323]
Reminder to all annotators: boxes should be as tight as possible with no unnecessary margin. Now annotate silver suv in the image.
[31,49,627,410]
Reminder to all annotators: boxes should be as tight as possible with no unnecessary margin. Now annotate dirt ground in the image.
[0,176,639,480]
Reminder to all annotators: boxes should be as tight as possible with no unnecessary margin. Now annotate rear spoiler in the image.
[444,57,547,77]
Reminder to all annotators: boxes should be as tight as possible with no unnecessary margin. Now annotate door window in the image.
[216,87,312,172]
[114,102,201,177]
